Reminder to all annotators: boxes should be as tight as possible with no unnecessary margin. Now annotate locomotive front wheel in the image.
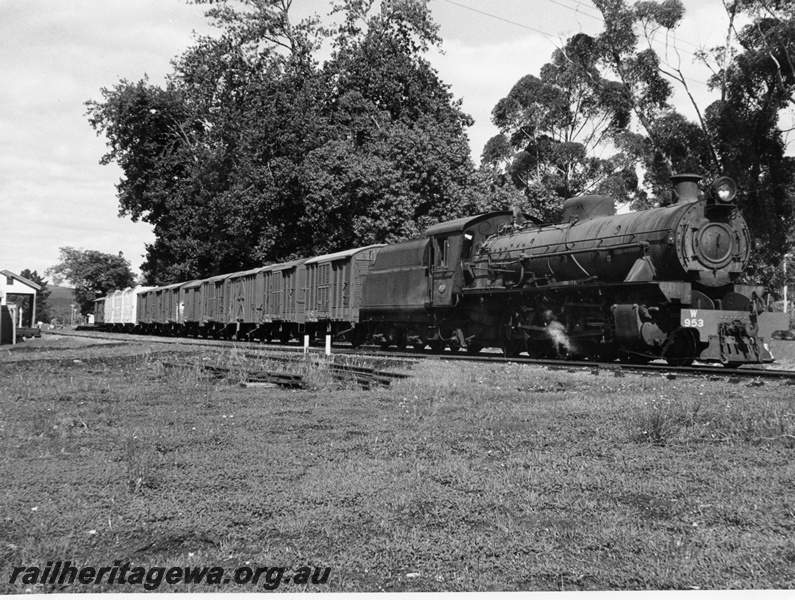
[664,329,697,367]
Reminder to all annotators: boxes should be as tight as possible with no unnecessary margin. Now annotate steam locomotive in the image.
[96,174,788,366]
[359,174,787,366]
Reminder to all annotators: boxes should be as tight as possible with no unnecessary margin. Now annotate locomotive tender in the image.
[96,174,788,366]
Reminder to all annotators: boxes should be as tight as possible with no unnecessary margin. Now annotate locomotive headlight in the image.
[711,176,737,204]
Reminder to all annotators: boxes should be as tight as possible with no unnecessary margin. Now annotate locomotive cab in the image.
[359,211,521,351]
[424,211,523,307]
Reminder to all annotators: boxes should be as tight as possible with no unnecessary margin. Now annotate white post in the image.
[304,334,309,354]
[325,334,331,356]
[784,254,792,315]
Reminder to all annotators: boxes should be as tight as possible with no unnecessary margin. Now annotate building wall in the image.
[0,270,39,327]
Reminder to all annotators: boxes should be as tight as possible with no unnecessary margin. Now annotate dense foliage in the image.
[88,0,793,290]
[87,0,501,284]
[483,34,642,222]
[46,248,136,314]
[485,0,794,286]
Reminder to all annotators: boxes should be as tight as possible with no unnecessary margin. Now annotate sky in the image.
[0,0,742,279]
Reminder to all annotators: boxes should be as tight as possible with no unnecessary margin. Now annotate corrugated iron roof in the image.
[303,245,384,265]
[0,269,42,291]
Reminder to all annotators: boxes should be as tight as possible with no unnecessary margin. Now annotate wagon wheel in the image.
[279,330,291,344]
[429,339,446,354]
[412,342,426,352]
[448,340,462,353]
[349,327,365,349]
[394,329,408,350]
[466,343,483,355]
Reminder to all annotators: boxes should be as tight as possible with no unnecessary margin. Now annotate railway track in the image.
[48,328,795,382]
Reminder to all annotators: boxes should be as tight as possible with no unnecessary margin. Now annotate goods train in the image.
[95,174,789,366]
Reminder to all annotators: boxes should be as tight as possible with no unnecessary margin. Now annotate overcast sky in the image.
[1,0,735,279]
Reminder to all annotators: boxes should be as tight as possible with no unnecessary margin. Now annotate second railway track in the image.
[47,328,795,383]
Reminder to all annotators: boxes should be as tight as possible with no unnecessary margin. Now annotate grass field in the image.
[1,334,793,592]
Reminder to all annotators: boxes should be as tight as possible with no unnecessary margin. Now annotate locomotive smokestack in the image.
[670,173,702,204]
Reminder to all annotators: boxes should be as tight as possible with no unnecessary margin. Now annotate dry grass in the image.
[0,335,793,592]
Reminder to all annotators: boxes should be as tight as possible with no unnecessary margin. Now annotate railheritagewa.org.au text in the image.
[9,561,331,590]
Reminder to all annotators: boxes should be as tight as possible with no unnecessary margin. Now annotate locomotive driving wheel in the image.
[499,310,526,358]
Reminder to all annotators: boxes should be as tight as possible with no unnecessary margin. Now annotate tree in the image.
[592,0,795,285]
[46,248,136,314]
[20,269,51,324]
[297,1,495,250]
[483,34,642,221]
[702,0,795,285]
[86,0,496,284]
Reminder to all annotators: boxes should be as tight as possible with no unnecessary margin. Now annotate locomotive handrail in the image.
[487,229,669,255]
[484,241,649,270]
[521,241,651,260]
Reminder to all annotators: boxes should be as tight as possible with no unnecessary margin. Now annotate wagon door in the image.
[271,272,282,320]
[254,271,266,323]
[216,279,226,324]
[334,259,347,321]
[243,274,255,323]
[317,263,330,321]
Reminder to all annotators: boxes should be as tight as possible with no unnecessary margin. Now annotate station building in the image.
[1,269,41,344]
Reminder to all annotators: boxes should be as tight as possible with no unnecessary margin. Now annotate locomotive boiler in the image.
[360,174,788,366]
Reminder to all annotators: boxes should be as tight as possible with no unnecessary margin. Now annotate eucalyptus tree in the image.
[483,34,643,221]
[592,0,795,283]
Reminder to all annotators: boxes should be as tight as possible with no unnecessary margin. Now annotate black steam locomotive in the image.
[359,174,788,366]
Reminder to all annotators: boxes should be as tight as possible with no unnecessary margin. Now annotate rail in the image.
[47,328,795,383]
